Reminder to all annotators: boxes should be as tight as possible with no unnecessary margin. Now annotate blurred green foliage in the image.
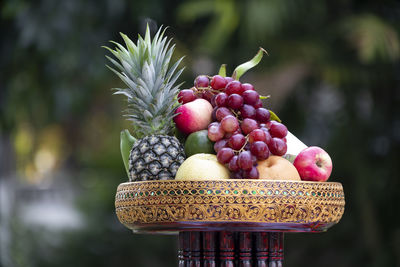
[1,0,400,266]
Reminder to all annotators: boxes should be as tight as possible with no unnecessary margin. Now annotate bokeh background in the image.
[1,0,400,266]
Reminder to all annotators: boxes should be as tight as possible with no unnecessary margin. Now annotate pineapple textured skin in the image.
[129,135,185,181]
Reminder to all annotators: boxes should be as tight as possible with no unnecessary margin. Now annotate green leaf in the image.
[218,64,227,77]
[232,47,268,80]
[120,129,136,177]
[269,110,281,122]
[283,154,296,163]
[173,125,186,144]
[342,14,400,63]
[176,0,239,54]
[260,95,270,100]
[120,32,138,55]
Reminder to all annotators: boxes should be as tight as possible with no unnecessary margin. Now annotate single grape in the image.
[250,141,270,160]
[241,83,255,91]
[230,170,243,179]
[243,90,260,106]
[217,147,235,164]
[241,118,259,135]
[251,154,258,165]
[256,108,270,123]
[225,81,242,95]
[211,107,218,121]
[214,139,228,153]
[228,155,240,172]
[221,115,239,133]
[248,129,267,143]
[208,121,219,128]
[269,121,288,138]
[211,75,227,90]
[194,75,209,88]
[211,95,217,107]
[268,137,287,156]
[233,128,243,134]
[228,133,246,150]
[215,107,233,121]
[254,99,263,109]
[215,92,228,107]
[242,166,259,179]
[240,104,256,119]
[202,90,214,103]
[227,94,244,110]
[208,123,225,142]
[224,77,234,84]
[260,128,272,145]
[224,132,233,139]
[238,151,253,170]
[224,128,242,139]
[178,89,197,104]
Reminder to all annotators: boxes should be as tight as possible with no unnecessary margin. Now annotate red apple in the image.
[174,99,213,135]
[293,146,332,182]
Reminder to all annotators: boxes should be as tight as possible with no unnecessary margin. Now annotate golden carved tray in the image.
[115,180,345,234]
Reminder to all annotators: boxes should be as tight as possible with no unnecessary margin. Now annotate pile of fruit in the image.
[105,26,333,183]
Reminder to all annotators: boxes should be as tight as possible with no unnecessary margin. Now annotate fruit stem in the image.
[193,86,220,95]
[315,155,323,168]
[230,109,242,122]
[233,135,249,154]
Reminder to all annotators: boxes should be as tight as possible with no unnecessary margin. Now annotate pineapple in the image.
[104,26,186,181]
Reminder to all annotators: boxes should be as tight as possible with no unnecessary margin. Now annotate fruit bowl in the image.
[115,180,345,234]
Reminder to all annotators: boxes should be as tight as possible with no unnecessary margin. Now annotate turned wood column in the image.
[178,231,284,267]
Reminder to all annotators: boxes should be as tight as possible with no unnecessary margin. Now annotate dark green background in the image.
[1,0,399,266]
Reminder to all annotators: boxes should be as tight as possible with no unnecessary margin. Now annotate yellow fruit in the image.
[257,156,301,181]
[175,153,230,181]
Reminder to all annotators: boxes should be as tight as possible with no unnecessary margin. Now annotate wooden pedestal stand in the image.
[178,231,283,267]
[115,180,345,267]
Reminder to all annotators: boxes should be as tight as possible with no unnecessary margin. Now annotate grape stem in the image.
[230,109,243,123]
[231,135,249,155]
[192,86,220,95]
[238,136,249,153]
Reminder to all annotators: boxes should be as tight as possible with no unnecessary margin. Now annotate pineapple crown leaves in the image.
[103,25,184,139]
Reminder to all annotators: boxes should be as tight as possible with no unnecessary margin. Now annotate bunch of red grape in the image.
[180,74,288,179]
[177,74,225,104]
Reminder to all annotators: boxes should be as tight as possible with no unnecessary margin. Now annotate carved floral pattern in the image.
[115,180,345,231]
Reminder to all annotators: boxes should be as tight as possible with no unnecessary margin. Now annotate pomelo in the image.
[175,153,230,180]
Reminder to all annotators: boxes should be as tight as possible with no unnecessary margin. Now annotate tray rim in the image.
[117,179,343,187]
[115,179,345,234]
